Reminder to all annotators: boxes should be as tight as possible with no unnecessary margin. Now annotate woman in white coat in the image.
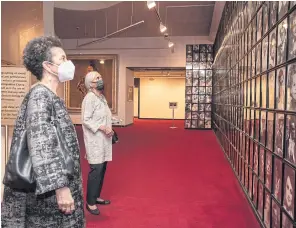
[81,71,114,215]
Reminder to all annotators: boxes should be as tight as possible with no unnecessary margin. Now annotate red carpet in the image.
[76,119,260,228]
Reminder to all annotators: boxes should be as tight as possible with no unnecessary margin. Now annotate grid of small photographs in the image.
[213,2,296,228]
[185,44,213,129]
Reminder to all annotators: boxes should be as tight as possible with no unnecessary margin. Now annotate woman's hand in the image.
[56,187,75,214]
[105,127,114,137]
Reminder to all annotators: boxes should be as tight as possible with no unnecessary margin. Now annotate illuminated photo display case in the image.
[213,1,296,227]
[185,44,213,129]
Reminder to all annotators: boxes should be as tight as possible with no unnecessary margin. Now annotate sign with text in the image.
[1,66,30,125]
[169,102,178,109]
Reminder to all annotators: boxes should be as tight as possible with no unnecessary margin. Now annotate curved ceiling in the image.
[54,1,216,39]
[54,1,121,11]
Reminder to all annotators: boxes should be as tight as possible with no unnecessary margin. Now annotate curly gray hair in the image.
[22,36,62,80]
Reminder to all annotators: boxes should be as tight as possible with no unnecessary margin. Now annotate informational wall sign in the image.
[169,102,178,109]
[1,66,30,125]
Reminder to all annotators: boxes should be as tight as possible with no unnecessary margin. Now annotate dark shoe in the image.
[96,199,111,205]
[86,204,100,215]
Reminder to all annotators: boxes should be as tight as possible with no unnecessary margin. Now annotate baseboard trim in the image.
[137,118,185,120]
[74,123,134,128]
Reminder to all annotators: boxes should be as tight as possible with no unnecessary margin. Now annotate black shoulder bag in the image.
[112,129,119,144]
[3,92,74,191]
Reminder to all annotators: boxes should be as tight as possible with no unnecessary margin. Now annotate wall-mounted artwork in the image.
[213,2,296,227]
[185,44,213,129]
[65,55,118,113]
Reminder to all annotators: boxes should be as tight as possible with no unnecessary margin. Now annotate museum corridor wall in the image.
[212,2,296,227]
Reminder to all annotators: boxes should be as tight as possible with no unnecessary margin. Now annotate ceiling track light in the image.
[147,1,156,10]
[159,23,167,33]
[168,41,174,48]
[100,60,105,64]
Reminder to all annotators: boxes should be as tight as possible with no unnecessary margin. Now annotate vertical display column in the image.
[185,44,213,129]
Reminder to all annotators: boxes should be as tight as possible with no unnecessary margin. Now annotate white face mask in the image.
[48,60,75,82]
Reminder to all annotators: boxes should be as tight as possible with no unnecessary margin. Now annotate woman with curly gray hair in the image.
[1,36,85,227]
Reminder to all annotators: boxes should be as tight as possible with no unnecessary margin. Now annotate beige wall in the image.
[139,78,185,119]
[134,88,139,117]
[63,36,212,125]
[1,1,44,200]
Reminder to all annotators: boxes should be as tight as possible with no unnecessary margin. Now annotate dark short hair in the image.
[23,36,62,80]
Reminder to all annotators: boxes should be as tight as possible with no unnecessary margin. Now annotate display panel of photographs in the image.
[212,1,296,227]
[185,44,213,129]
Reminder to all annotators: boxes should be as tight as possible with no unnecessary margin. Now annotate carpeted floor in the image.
[76,119,260,228]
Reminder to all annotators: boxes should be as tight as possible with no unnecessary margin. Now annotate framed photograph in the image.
[186,77,192,86]
[186,53,193,62]
[267,112,274,151]
[263,192,271,227]
[185,103,191,112]
[268,71,275,108]
[252,18,257,47]
[199,95,205,103]
[186,62,193,70]
[193,70,198,78]
[185,120,191,128]
[192,95,198,103]
[269,1,278,28]
[198,104,205,112]
[207,44,213,52]
[278,1,289,20]
[191,120,198,128]
[272,200,280,228]
[283,165,295,218]
[277,19,288,65]
[205,120,211,128]
[65,54,118,113]
[287,63,296,111]
[192,87,198,95]
[262,37,268,72]
[186,45,193,54]
[193,78,198,86]
[260,111,267,145]
[259,147,265,180]
[186,87,192,95]
[185,112,191,120]
[269,29,276,69]
[258,181,264,216]
[253,175,258,205]
[200,53,207,62]
[262,3,269,35]
[261,74,267,108]
[200,44,207,53]
[193,62,199,70]
[205,104,211,111]
[186,70,192,78]
[276,67,286,110]
[254,144,259,174]
[199,87,206,94]
[274,113,284,157]
[193,44,199,52]
[274,158,282,202]
[288,10,296,60]
[198,120,204,128]
[193,52,199,62]
[192,104,198,111]
[265,151,272,190]
[282,213,294,228]
[186,95,192,103]
[285,115,296,165]
[127,86,133,102]
[257,8,262,41]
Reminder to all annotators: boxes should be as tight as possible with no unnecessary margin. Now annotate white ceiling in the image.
[54,1,121,11]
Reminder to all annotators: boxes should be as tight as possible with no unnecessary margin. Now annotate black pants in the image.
[86,162,108,205]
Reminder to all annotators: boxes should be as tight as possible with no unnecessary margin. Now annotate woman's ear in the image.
[42,61,51,73]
